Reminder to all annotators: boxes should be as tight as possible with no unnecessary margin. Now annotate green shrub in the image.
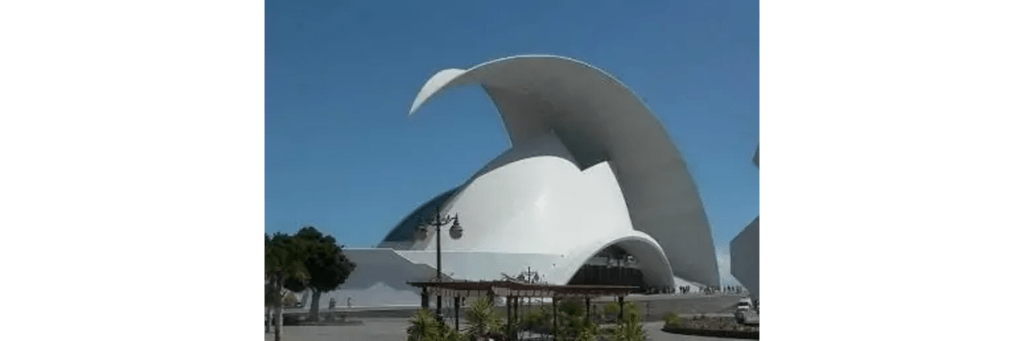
[465,297,501,340]
[602,301,620,318]
[601,301,642,322]
[408,309,440,341]
[436,320,465,341]
[554,299,589,340]
[406,309,466,341]
[612,306,647,341]
[558,298,586,317]
[522,308,548,330]
[282,292,299,306]
[662,312,681,328]
[623,302,642,320]
[576,326,598,341]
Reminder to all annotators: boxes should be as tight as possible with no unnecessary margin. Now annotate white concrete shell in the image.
[324,55,723,308]
[402,55,719,286]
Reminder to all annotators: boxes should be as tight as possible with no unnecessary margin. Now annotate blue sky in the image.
[266,1,758,282]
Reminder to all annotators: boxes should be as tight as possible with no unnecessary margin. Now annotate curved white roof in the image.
[407,55,721,287]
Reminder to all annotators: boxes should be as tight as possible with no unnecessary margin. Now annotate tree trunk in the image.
[274,304,284,341]
[307,289,322,322]
[265,306,271,333]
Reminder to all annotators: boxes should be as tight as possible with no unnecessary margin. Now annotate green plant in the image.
[465,297,501,340]
[522,308,547,330]
[406,309,467,341]
[558,298,586,317]
[282,292,298,306]
[551,298,602,341]
[436,320,465,341]
[601,301,643,323]
[266,233,309,341]
[500,319,521,340]
[576,325,598,341]
[286,226,357,322]
[408,309,440,341]
[447,329,465,341]
[612,308,647,341]
[623,302,642,319]
[662,312,681,328]
[603,301,620,320]
[577,320,602,341]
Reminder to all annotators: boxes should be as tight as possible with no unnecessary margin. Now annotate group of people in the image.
[644,286,677,294]
[676,285,746,295]
[327,296,353,310]
[640,284,749,295]
[296,289,355,311]
[643,285,747,295]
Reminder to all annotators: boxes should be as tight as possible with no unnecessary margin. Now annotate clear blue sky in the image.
[266,1,758,264]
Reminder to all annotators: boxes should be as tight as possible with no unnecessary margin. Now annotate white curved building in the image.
[324,55,721,308]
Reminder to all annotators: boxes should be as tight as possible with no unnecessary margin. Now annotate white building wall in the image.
[320,248,435,308]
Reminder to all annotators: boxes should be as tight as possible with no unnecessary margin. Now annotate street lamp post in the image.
[416,206,463,319]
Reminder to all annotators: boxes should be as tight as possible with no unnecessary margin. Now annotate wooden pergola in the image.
[408,280,637,340]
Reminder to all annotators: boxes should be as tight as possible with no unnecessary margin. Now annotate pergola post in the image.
[585,297,591,324]
[437,292,443,321]
[506,296,513,340]
[512,296,519,341]
[552,297,559,340]
[618,295,625,322]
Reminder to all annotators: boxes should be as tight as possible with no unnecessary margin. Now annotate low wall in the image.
[661,326,759,340]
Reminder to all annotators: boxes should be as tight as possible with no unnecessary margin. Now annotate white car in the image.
[734,298,756,324]
[736,298,753,311]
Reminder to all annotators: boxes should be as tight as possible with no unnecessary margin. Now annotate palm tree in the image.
[266,233,308,341]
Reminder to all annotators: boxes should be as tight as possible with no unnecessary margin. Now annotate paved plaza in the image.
[263,318,748,341]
